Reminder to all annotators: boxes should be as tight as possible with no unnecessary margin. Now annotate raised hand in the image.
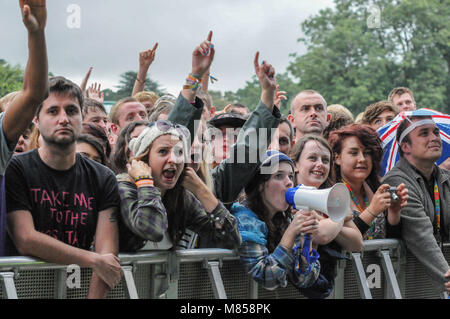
[274,85,287,109]
[191,31,215,77]
[387,183,408,225]
[80,67,93,97]
[254,52,277,92]
[139,43,158,71]
[181,167,204,194]
[20,0,47,32]
[88,82,104,103]
[368,184,392,216]
[126,159,152,181]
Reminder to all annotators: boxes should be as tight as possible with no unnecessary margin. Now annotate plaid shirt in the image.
[232,203,320,290]
[117,175,241,249]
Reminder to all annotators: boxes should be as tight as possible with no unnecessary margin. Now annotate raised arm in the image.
[212,53,280,204]
[167,31,215,139]
[131,43,158,96]
[253,52,277,111]
[3,0,49,144]
[181,31,215,103]
[80,66,93,97]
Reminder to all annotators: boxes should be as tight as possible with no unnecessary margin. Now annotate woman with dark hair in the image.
[231,150,320,290]
[117,120,240,251]
[328,124,408,239]
[76,134,107,165]
[82,122,111,161]
[110,120,148,174]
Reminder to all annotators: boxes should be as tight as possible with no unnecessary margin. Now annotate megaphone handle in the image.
[302,234,312,264]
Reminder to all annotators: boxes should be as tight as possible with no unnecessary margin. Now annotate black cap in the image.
[208,112,247,129]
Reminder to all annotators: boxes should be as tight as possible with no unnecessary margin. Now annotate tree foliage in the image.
[0,59,23,98]
[217,0,449,115]
[289,0,450,114]
[103,71,166,101]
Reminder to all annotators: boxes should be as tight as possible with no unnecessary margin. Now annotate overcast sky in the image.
[0,0,335,96]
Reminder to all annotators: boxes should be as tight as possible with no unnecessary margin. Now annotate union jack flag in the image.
[377,108,450,176]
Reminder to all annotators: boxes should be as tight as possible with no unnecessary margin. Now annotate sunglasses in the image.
[147,120,190,139]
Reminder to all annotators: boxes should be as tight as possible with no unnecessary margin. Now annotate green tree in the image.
[104,71,166,101]
[287,0,449,115]
[0,59,24,98]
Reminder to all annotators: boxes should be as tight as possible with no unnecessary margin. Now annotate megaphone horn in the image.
[285,183,351,222]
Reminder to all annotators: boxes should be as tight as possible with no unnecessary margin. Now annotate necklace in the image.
[343,179,376,240]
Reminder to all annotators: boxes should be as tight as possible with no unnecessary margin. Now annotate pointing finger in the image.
[254,52,260,70]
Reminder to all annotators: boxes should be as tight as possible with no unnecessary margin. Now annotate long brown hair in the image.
[133,143,188,246]
[243,167,292,253]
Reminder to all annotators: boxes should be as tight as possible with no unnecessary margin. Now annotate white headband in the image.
[398,119,436,144]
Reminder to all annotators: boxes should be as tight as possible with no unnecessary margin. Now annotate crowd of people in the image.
[0,1,449,299]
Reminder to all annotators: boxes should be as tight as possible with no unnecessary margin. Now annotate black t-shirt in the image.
[5,149,120,251]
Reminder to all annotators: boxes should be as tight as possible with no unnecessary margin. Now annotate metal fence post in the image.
[0,272,18,299]
[331,258,347,299]
[122,265,139,299]
[54,269,67,299]
[203,260,227,299]
[379,250,402,299]
[351,252,373,299]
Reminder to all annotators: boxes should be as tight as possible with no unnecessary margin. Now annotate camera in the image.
[388,187,399,203]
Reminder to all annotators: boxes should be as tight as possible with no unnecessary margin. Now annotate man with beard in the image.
[5,76,123,298]
[382,115,450,296]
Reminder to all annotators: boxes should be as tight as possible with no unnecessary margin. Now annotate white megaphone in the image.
[285,183,351,222]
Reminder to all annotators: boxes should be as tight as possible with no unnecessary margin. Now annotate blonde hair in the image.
[109,97,139,125]
[29,125,41,150]
[0,91,20,112]
[388,87,415,103]
[133,91,159,105]
[327,104,354,120]
[355,112,364,124]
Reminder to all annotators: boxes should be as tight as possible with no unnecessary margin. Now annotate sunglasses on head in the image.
[147,120,190,139]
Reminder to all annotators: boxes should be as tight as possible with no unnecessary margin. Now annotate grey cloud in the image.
[0,0,334,95]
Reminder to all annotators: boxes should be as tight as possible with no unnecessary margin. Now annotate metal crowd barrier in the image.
[1,239,450,299]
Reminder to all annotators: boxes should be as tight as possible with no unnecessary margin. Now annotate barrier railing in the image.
[1,239,449,299]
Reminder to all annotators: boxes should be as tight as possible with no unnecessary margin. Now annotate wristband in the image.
[366,208,377,218]
[184,73,202,91]
[136,179,154,188]
[134,175,153,182]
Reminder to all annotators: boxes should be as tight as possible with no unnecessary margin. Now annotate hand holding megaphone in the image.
[288,209,320,237]
[285,183,351,222]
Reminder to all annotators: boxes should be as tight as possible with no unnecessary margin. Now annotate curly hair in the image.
[361,100,398,126]
[328,124,383,192]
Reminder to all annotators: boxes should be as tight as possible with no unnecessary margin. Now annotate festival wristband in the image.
[136,179,154,188]
[184,73,202,91]
[134,175,153,182]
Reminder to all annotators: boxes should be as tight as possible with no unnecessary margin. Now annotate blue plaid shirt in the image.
[231,203,320,290]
